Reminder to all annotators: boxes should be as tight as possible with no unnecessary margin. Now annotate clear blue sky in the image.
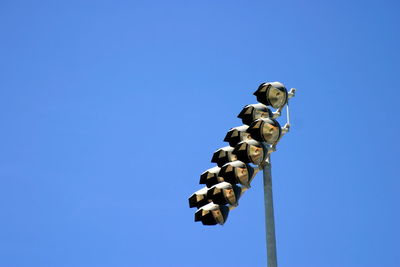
[1,0,399,266]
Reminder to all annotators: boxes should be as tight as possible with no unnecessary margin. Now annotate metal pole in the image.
[263,159,278,267]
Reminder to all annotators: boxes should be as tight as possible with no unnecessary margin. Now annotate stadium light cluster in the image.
[188,81,295,226]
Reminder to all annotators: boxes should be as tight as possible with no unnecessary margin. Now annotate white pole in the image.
[263,159,278,267]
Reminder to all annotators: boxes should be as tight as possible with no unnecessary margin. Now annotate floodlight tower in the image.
[188,81,296,267]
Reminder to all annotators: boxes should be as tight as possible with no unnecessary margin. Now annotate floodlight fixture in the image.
[199,166,223,188]
[188,187,211,209]
[247,118,282,144]
[211,146,238,167]
[224,125,252,147]
[233,140,266,165]
[194,202,229,225]
[238,103,274,125]
[207,182,242,206]
[219,160,259,187]
[254,82,288,109]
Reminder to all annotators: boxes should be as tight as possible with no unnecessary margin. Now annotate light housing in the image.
[194,203,229,225]
[247,118,281,144]
[224,125,252,147]
[238,103,273,125]
[188,187,210,208]
[219,160,258,187]
[233,140,265,165]
[254,82,288,109]
[207,182,242,206]
[211,146,238,167]
[199,166,223,187]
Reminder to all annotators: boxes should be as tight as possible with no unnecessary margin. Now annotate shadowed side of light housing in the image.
[219,160,258,187]
[253,82,288,109]
[207,181,242,206]
[188,187,210,208]
[233,140,265,165]
[247,118,281,144]
[238,103,273,125]
[224,125,252,147]
[199,166,223,188]
[194,203,230,225]
[211,146,238,167]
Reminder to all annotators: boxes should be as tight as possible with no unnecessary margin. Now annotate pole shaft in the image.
[263,161,278,267]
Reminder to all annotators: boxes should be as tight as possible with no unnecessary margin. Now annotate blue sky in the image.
[0,0,399,266]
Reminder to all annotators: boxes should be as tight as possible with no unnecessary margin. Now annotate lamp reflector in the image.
[219,160,258,187]
[247,118,281,144]
[207,181,242,206]
[233,140,265,165]
[253,82,288,109]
